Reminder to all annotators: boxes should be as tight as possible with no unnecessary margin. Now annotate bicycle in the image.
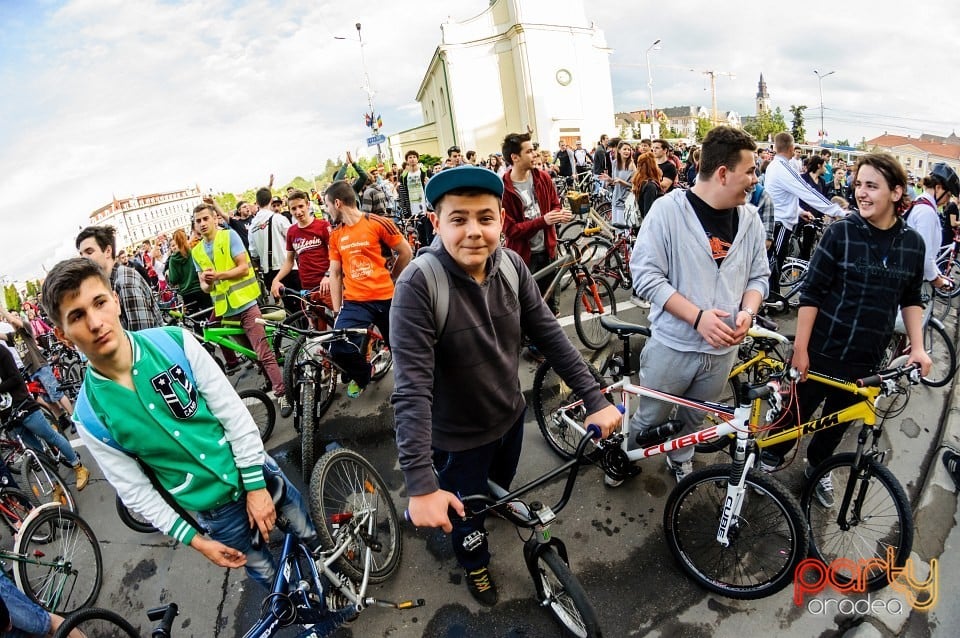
[255,317,392,478]
[533,314,919,598]
[53,446,415,638]
[764,257,809,314]
[529,233,618,350]
[0,412,77,512]
[167,304,286,371]
[2,502,103,615]
[408,429,604,637]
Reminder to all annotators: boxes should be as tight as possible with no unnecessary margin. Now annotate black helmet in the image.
[930,162,960,197]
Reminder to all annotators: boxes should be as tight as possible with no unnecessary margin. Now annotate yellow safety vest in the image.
[191,230,260,316]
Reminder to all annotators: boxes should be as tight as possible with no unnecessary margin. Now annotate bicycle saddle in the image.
[599,315,651,337]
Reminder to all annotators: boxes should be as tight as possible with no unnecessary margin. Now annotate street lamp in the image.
[335,23,382,160]
[814,69,835,144]
[646,39,662,138]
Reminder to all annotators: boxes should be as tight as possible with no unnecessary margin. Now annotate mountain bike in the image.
[0,414,77,512]
[763,257,808,314]
[53,446,415,638]
[533,314,919,598]
[884,306,957,387]
[256,318,392,478]
[3,503,103,615]
[167,305,286,371]
[408,429,604,637]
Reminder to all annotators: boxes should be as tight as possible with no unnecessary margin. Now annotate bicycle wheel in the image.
[533,547,602,638]
[238,388,276,442]
[579,237,613,270]
[300,374,320,480]
[663,465,808,599]
[115,495,158,534]
[802,453,913,592]
[15,506,103,615]
[0,488,52,542]
[558,219,587,244]
[573,276,617,350]
[533,360,609,462]
[368,330,393,381]
[935,255,960,299]
[272,310,310,363]
[779,259,807,287]
[920,319,957,387]
[309,447,402,584]
[283,335,338,425]
[52,607,139,638]
[21,452,77,513]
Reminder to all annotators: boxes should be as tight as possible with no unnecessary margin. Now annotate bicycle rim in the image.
[920,320,957,387]
[16,507,103,615]
[534,548,602,638]
[802,454,913,592]
[573,277,616,351]
[238,388,276,443]
[51,607,140,638]
[369,331,393,381]
[532,361,607,462]
[309,448,402,584]
[663,466,807,599]
[0,488,50,542]
[22,454,76,513]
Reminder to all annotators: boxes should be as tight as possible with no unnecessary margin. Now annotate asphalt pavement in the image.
[28,292,960,638]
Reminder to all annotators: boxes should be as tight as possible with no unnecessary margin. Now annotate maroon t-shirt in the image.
[286,218,332,289]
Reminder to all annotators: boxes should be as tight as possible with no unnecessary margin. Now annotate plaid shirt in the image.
[111,264,164,331]
[361,183,390,216]
[800,214,925,366]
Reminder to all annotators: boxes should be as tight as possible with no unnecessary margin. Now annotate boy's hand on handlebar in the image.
[585,404,622,439]
[790,346,810,382]
[407,490,464,533]
[906,348,932,378]
[269,281,283,299]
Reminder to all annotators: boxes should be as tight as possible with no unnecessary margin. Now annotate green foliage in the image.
[836,139,850,147]
[419,154,441,169]
[618,122,630,138]
[789,105,808,145]
[4,285,20,312]
[744,107,789,142]
[25,280,38,298]
[856,137,868,151]
[695,117,714,143]
[215,193,237,213]
[661,126,684,139]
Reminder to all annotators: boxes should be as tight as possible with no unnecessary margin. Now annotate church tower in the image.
[756,74,770,115]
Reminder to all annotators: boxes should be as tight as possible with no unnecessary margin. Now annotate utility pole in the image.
[814,69,835,143]
[336,23,382,161]
[645,39,662,137]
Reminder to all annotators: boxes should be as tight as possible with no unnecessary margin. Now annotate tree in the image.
[695,117,714,143]
[744,108,789,142]
[856,137,868,151]
[789,105,808,145]
[4,285,20,312]
[835,139,850,147]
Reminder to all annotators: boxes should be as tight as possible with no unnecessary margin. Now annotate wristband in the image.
[693,309,704,331]
[741,307,756,319]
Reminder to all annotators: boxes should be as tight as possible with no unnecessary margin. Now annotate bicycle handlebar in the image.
[147,603,179,638]
[254,316,367,339]
[856,364,921,388]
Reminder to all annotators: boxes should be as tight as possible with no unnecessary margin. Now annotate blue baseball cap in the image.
[424,165,504,210]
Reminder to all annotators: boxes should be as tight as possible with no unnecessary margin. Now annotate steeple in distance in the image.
[756,73,770,115]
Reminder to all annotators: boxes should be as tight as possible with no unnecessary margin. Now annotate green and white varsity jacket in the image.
[74,327,266,546]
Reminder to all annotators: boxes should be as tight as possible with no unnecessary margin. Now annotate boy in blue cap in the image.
[390,165,621,605]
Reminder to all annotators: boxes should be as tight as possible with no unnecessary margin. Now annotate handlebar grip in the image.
[586,424,601,439]
[254,317,265,325]
[403,509,410,522]
[856,374,881,388]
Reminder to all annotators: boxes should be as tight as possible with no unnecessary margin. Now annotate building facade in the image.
[89,187,202,252]
[865,134,960,176]
[389,0,616,162]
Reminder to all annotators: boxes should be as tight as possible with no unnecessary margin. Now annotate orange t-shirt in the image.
[329,214,403,302]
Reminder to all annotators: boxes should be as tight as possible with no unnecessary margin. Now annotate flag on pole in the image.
[376,114,383,129]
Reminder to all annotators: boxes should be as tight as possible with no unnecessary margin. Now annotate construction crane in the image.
[611,63,736,124]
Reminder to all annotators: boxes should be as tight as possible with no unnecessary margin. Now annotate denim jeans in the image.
[18,408,79,467]
[196,455,319,589]
[433,413,524,571]
[0,570,50,636]
[30,365,64,403]
[330,300,391,390]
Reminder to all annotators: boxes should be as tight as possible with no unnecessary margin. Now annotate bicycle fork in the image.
[835,427,882,530]
[716,433,757,547]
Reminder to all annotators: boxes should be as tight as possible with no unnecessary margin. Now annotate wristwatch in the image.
[741,307,756,319]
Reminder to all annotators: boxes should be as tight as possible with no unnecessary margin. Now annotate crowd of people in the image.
[4,118,960,634]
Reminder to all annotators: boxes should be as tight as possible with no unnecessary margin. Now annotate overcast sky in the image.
[2,0,958,282]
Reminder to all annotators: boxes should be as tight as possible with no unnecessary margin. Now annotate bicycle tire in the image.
[598,241,630,291]
[594,201,613,224]
[300,376,319,480]
[579,237,613,270]
[573,276,617,351]
[663,465,808,599]
[283,335,338,423]
[115,495,159,534]
[558,220,587,244]
[15,506,103,615]
[801,453,913,592]
[272,309,310,363]
[238,388,276,443]
[920,319,957,387]
[310,448,402,584]
[533,547,602,638]
[0,488,52,542]
[934,255,960,299]
[52,607,140,638]
[21,452,77,513]
[779,259,807,287]
[368,330,393,381]
[533,360,609,462]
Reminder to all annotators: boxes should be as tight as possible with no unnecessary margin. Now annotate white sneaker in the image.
[806,465,835,508]
[603,473,624,488]
[666,457,693,484]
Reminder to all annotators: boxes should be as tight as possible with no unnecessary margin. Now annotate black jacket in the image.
[800,213,925,366]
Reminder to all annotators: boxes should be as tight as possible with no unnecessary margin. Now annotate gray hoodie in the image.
[390,244,609,497]
[630,189,770,354]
